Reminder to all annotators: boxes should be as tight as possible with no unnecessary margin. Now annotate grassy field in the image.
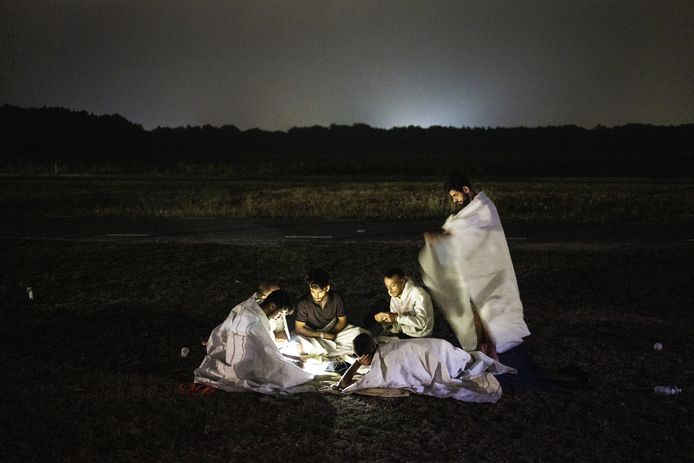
[1,238,692,462]
[2,175,694,222]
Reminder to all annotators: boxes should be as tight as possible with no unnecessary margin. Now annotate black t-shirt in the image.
[295,291,346,331]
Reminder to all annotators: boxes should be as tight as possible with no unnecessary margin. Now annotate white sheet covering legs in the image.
[295,324,367,357]
[419,192,530,353]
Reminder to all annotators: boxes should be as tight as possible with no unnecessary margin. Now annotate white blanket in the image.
[295,324,367,357]
[342,338,515,402]
[419,191,530,353]
[194,297,314,394]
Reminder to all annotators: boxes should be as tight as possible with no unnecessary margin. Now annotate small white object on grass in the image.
[356,229,366,233]
[180,347,190,358]
[654,385,681,395]
[653,342,663,351]
[27,287,34,300]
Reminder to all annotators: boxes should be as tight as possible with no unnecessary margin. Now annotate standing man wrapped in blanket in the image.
[294,269,367,357]
[419,173,530,358]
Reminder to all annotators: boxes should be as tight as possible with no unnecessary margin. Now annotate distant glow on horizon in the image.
[1,1,692,130]
[370,100,475,129]
[376,111,470,129]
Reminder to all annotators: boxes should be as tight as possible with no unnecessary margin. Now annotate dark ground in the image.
[1,233,693,462]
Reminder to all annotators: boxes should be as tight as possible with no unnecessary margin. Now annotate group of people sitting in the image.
[192,173,530,402]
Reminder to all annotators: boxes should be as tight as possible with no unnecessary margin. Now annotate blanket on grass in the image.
[342,338,515,403]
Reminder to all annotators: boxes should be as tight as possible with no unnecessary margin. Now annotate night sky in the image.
[2,1,692,130]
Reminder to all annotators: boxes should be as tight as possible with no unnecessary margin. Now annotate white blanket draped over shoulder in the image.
[194,297,314,394]
[342,338,515,402]
[419,191,530,353]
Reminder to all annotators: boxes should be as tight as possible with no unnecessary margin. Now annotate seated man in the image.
[338,333,515,403]
[201,280,287,347]
[294,268,366,357]
[194,290,314,394]
[252,280,292,345]
[372,267,434,343]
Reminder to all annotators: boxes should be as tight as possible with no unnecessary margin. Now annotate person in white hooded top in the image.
[372,267,434,342]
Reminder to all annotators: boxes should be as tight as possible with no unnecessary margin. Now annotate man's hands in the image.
[338,353,372,390]
[357,354,372,365]
[295,320,337,340]
[374,312,398,324]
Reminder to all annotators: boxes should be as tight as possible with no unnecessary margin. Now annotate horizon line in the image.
[3,103,693,133]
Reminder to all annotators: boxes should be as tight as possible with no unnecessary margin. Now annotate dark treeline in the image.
[1,104,692,177]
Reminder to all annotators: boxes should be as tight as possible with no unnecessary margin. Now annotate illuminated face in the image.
[448,188,472,208]
[309,284,329,304]
[384,276,406,298]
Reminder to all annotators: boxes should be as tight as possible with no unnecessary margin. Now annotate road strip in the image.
[284,235,333,239]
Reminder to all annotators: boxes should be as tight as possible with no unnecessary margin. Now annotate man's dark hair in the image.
[353,333,377,356]
[383,267,405,279]
[444,172,472,192]
[262,289,294,311]
[306,268,330,288]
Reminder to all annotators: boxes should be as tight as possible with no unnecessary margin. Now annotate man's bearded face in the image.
[448,189,472,209]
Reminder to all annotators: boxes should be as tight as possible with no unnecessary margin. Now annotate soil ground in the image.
[1,236,692,462]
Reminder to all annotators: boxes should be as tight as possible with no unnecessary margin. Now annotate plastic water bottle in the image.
[654,385,681,395]
[180,347,190,358]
